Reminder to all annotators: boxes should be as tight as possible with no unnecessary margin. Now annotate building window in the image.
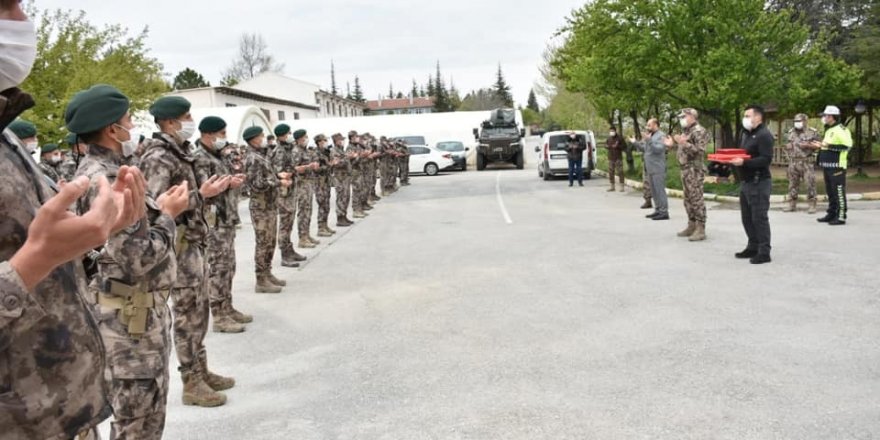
[278,110,286,120]
[326,102,330,115]
[225,103,236,107]
[261,108,270,120]
[294,112,300,120]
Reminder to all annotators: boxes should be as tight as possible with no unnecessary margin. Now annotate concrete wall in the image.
[169,89,319,124]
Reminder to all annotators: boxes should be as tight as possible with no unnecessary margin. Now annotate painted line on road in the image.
[495,172,513,224]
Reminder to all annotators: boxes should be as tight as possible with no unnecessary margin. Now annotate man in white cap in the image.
[810,105,852,225]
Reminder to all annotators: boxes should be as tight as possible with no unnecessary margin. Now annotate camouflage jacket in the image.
[221,147,243,224]
[193,140,238,228]
[245,146,278,211]
[74,144,177,379]
[269,141,296,195]
[606,135,625,161]
[331,144,352,175]
[58,156,78,182]
[395,142,410,159]
[139,133,208,288]
[292,145,320,180]
[316,145,333,178]
[38,158,61,183]
[675,123,710,168]
[0,88,110,439]
[346,142,365,174]
[785,127,820,161]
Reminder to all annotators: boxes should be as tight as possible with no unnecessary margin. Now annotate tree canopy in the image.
[172,68,210,90]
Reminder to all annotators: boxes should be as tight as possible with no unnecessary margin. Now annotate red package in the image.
[708,153,751,163]
[714,148,747,155]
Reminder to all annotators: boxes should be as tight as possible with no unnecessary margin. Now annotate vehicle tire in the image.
[542,162,551,181]
[476,154,486,171]
[515,151,524,170]
[460,162,467,172]
[538,165,544,178]
[424,163,439,176]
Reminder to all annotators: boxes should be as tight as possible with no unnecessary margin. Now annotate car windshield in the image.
[436,142,464,152]
[398,136,426,145]
[550,134,587,151]
[482,127,520,139]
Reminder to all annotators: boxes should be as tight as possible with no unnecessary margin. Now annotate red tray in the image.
[714,148,747,155]
[708,153,750,163]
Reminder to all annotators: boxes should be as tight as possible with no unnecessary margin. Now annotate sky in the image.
[34,0,584,107]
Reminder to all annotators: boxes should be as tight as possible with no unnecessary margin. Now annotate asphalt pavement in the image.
[106,168,880,439]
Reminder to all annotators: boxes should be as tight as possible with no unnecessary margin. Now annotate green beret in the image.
[9,119,36,139]
[64,84,130,134]
[274,123,291,137]
[40,143,59,154]
[149,96,191,119]
[293,129,307,140]
[242,126,264,141]
[199,116,226,133]
[65,132,78,146]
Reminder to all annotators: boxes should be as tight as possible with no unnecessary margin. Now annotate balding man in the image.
[631,118,669,220]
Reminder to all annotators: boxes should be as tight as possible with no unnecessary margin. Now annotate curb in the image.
[592,169,878,203]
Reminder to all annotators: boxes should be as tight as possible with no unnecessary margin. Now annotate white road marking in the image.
[495,172,513,224]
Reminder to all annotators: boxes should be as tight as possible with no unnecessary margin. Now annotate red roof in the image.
[366,97,435,111]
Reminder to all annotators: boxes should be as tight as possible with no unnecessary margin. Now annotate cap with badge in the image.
[242,126,264,141]
[8,119,37,139]
[149,96,191,120]
[199,116,226,133]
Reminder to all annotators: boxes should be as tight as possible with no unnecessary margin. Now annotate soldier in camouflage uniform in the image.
[292,129,322,248]
[65,84,193,439]
[140,96,235,408]
[243,126,288,293]
[784,113,820,214]
[331,133,355,226]
[36,142,63,182]
[664,108,709,241]
[347,131,368,218]
[270,124,307,267]
[0,12,144,433]
[221,144,244,228]
[314,134,337,237]
[8,118,37,155]
[397,140,411,186]
[365,134,382,203]
[193,116,252,334]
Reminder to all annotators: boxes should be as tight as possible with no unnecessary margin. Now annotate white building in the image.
[167,72,366,125]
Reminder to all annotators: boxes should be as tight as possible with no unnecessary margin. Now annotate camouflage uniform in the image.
[221,146,243,227]
[606,135,625,189]
[270,140,299,261]
[367,139,381,201]
[193,139,250,331]
[785,126,820,206]
[315,140,335,233]
[674,120,710,237]
[293,144,319,242]
[38,157,62,183]
[347,140,367,215]
[58,154,79,182]
[244,145,279,277]
[140,132,228,403]
[331,137,353,223]
[0,89,111,438]
[397,141,410,185]
[75,144,178,440]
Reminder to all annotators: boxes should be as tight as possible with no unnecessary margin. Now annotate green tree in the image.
[433,61,454,112]
[396,91,405,99]
[426,74,436,98]
[459,88,505,111]
[527,89,540,112]
[352,76,365,102]
[330,60,338,96]
[843,1,880,98]
[493,64,513,107]
[411,79,419,98]
[172,67,210,90]
[388,83,394,99]
[21,7,167,142]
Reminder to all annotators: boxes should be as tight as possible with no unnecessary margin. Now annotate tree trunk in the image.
[719,121,736,151]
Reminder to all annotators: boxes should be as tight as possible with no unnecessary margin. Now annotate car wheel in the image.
[542,162,551,181]
[515,152,524,170]
[424,163,439,176]
[476,154,486,171]
[538,164,544,178]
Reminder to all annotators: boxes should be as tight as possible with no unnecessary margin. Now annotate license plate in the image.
[551,154,566,159]
[493,147,504,152]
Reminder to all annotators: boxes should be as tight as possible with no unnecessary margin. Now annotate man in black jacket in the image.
[730,105,774,264]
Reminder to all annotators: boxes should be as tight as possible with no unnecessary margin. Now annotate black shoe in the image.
[651,213,669,221]
[646,212,660,218]
[578,182,584,187]
[569,183,573,187]
[828,219,846,226]
[735,248,758,259]
[817,214,834,223]
[750,254,772,265]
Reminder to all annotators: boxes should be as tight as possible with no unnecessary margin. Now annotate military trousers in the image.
[317,175,332,224]
[296,179,315,237]
[250,203,278,274]
[276,193,296,254]
[788,160,817,201]
[334,173,351,217]
[206,225,236,309]
[171,281,209,376]
[681,165,707,224]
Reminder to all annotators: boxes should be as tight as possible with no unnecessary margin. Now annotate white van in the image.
[534,130,597,181]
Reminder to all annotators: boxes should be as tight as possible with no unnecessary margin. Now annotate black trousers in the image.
[740,178,772,255]
[823,167,847,221]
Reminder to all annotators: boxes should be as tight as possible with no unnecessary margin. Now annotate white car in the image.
[435,140,469,171]
[535,130,598,181]
[407,145,455,176]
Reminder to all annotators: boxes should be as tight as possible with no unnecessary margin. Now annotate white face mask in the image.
[0,20,37,92]
[114,124,139,157]
[742,117,754,131]
[609,131,616,137]
[794,122,804,130]
[24,141,37,153]
[679,118,688,128]
[214,137,228,149]
[50,154,62,164]
[177,120,196,140]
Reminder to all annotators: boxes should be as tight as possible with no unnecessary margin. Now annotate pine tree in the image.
[388,83,394,99]
[411,79,419,98]
[426,74,436,98]
[419,85,426,97]
[352,76,365,102]
[449,77,462,110]
[396,91,404,99]
[330,60,338,96]
[172,67,210,90]
[527,88,539,112]
[493,64,513,107]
